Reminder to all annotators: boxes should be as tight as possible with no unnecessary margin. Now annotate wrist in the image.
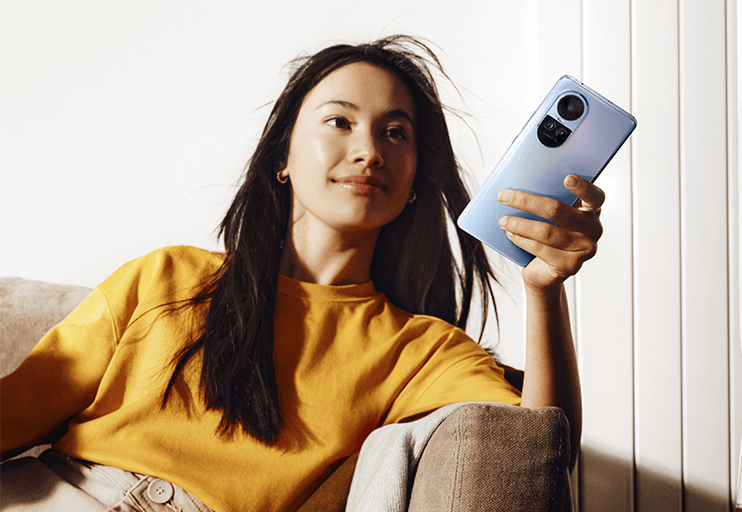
[523,279,566,302]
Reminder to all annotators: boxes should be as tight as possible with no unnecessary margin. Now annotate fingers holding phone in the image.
[565,174,605,215]
[497,175,604,289]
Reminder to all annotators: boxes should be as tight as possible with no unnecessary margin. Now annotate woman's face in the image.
[280,62,418,237]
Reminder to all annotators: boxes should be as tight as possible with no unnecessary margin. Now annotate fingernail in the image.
[565,175,578,187]
[498,190,512,204]
[498,216,508,228]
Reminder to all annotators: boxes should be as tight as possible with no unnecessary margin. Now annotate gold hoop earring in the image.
[407,189,417,203]
[277,171,289,184]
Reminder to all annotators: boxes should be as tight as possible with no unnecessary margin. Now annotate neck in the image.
[278,223,379,286]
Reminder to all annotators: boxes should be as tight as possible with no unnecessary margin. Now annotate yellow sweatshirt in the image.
[1,245,520,512]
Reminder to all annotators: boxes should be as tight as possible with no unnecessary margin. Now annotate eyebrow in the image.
[317,100,415,127]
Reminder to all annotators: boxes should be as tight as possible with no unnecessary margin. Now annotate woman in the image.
[1,36,601,512]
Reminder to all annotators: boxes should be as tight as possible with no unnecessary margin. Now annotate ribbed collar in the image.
[277,274,379,301]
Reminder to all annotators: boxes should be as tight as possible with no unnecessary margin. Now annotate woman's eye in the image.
[326,116,350,129]
[384,127,409,141]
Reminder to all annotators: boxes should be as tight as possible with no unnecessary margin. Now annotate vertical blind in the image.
[511,1,741,510]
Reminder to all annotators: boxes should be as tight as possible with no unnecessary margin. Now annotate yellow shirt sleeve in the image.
[1,286,117,452]
[1,245,217,454]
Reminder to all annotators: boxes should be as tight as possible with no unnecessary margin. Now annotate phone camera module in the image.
[537,115,572,148]
[557,95,585,121]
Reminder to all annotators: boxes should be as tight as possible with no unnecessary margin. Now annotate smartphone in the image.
[457,75,637,267]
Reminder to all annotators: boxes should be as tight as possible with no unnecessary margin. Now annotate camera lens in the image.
[557,95,584,121]
[537,115,572,148]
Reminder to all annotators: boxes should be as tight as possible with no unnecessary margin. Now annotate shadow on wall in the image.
[579,446,733,511]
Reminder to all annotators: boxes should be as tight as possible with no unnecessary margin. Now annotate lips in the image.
[335,175,385,187]
[333,175,386,194]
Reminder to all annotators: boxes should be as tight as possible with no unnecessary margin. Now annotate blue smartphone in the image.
[457,75,637,267]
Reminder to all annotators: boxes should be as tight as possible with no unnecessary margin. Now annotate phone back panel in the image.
[457,75,637,266]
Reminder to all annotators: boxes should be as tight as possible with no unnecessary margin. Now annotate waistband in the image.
[5,449,215,512]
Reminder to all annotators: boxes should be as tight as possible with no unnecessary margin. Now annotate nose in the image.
[349,130,384,168]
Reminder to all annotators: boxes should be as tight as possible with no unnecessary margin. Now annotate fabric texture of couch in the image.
[0,276,573,511]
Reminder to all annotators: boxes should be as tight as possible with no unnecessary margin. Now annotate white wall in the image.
[2,1,740,510]
[0,0,528,287]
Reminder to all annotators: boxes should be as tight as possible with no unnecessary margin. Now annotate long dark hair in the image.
[163,36,499,444]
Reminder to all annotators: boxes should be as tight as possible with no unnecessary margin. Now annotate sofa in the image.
[0,276,573,511]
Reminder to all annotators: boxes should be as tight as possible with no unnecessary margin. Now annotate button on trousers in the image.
[0,449,213,512]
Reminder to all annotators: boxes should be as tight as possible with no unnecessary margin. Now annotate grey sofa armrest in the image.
[299,403,573,512]
[409,402,572,512]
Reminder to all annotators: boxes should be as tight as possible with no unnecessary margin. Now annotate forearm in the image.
[520,283,582,469]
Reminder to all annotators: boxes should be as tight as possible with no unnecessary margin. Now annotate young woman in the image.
[1,36,602,512]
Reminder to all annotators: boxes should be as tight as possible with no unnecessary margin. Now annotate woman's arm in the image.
[496,174,605,470]
[520,283,581,470]
[0,286,117,458]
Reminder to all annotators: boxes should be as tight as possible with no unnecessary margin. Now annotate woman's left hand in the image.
[497,174,605,292]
